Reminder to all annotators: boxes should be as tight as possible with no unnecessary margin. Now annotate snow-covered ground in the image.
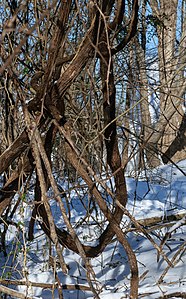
[0,160,185,298]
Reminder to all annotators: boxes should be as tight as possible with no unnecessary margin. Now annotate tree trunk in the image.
[150,0,186,163]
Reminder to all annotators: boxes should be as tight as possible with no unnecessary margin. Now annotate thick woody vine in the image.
[0,1,139,298]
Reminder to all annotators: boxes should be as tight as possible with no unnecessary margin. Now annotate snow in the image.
[0,160,186,298]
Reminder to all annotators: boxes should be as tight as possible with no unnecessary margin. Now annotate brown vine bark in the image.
[0,4,139,296]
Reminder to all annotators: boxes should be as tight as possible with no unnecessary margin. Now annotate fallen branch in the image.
[139,292,186,299]
[136,211,186,227]
[0,279,91,291]
[157,292,186,298]
[0,284,33,299]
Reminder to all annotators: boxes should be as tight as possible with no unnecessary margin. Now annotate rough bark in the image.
[0,130,29,176]
[150,0,186,163]
[136,0,161,168]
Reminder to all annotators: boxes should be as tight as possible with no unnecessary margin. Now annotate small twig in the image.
[139,270,149,282]
[158,215,186,262]
[116,200,173,267]
[158,241,186,283]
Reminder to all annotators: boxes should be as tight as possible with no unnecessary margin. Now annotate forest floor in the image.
[0,160,186,298]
